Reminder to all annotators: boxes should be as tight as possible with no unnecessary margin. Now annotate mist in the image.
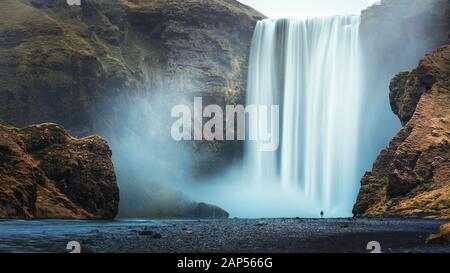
[98,90,197,217]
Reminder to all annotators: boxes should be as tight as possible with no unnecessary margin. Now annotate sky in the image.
[237,0,380,19]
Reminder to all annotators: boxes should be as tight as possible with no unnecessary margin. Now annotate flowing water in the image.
[244,16,363,217]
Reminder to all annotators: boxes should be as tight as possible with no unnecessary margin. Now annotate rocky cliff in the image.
[0,121,119,219]
[0,0,264,135]
[357,0,450,173]
[353,45,450,220]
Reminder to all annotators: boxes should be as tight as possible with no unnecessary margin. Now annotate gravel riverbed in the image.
[0,218,448,253]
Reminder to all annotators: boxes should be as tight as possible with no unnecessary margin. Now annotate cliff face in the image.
[0,122,119,219]
[0,0,264,136]
[0,0,264,216]
[353,45,450,220]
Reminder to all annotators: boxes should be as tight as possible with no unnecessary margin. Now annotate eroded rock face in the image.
[353,46,450,220]
[0,122,119,219]
[358,1,449,175]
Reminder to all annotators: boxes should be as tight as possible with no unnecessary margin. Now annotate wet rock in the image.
[152,232,162,239]
[186,202,230,219]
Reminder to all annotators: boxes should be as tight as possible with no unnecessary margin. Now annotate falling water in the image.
[244,16,362,217]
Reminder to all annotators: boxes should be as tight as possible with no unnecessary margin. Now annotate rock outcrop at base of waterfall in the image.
[0,121,119,219]
[353,45,450,220]
[186,202,229,219]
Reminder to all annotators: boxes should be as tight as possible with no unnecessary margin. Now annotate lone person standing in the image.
[320,211,324,219]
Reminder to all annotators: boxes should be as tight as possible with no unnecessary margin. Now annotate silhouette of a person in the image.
[320,211,324,219]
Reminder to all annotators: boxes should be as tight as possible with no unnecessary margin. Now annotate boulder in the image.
[0,122,119,219]
[186,202,229,219]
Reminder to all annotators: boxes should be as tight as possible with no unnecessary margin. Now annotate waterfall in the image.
[244,16,362,217]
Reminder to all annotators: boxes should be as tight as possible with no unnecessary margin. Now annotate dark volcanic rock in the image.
[186,202,229,219]
[0,122,119,219]
[353,46,450,220]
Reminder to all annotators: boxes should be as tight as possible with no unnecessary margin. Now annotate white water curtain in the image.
[245,16,362,216]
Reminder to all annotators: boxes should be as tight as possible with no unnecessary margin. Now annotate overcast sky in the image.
[237,0,380,19]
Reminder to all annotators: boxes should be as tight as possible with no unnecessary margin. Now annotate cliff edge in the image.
[353,45,450,220]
